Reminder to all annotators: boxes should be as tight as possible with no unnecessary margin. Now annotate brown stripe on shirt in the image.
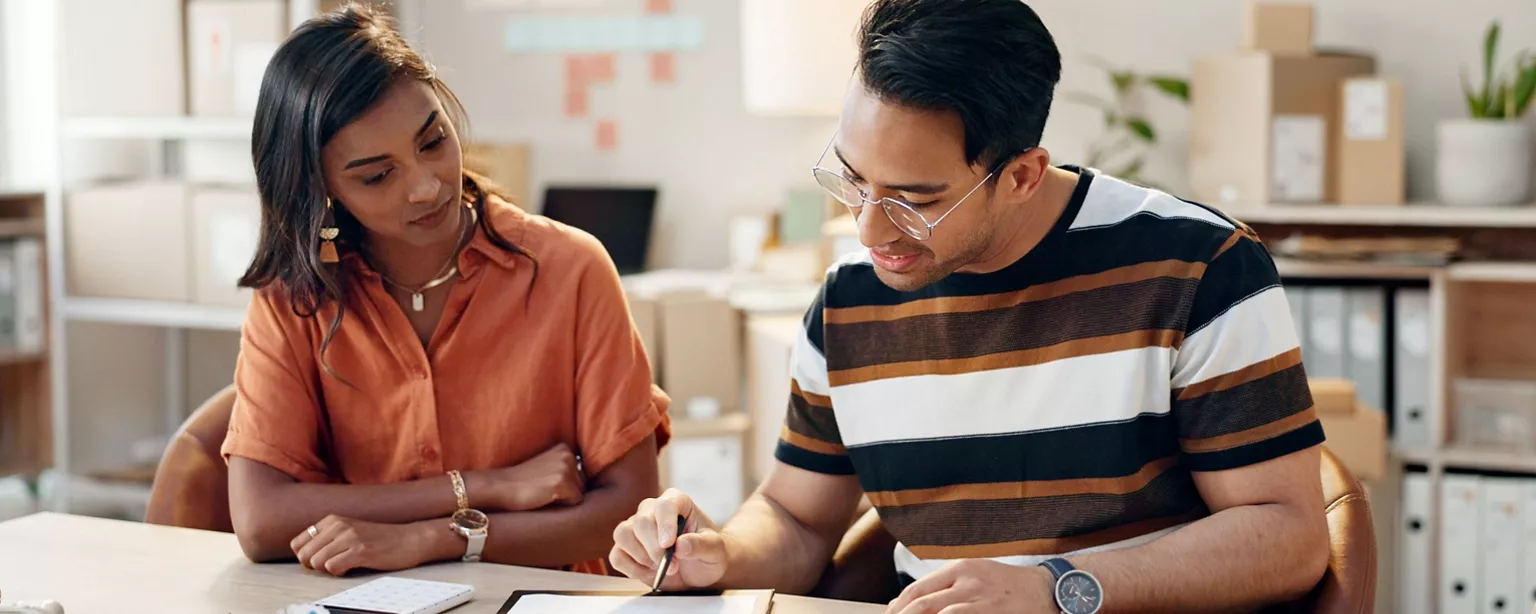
[866,455,1180,507]
[828,328,1184,387]
[1174,348,1304,401]
[779,425,846,456]
[786,380,843,445]
[1180,407,1319,453]
[904,508,1206,560]
[824,259,1208,325]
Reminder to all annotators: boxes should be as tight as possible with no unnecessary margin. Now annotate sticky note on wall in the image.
[596,119,618,151]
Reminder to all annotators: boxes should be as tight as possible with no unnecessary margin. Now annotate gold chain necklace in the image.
[372,206,475,312]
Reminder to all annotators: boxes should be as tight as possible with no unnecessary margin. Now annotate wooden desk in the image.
[0,513,882,613]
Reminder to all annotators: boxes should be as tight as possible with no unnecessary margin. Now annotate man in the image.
[610,1,1330,612]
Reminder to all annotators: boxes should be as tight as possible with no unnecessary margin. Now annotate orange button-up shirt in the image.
[221,195,670,575]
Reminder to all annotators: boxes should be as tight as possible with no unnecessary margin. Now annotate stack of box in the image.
[1311,377,1387,481]
[1190,1,1405,206]
[625,275,750,515]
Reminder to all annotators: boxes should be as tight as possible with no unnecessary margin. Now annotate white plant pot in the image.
[1436,119,1533,207]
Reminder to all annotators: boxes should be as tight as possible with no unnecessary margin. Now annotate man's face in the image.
[829,86,1002,292]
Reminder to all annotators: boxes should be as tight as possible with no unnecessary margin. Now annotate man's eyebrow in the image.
[834,147,949,195]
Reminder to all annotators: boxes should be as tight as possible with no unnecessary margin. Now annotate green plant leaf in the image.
[1061,91,1116,110]
[1110,71,1135,94]
[1147,76,1191,102]
[1488,81,1509,118]
[1125,117,1156,142]
[1515,54,1536,117]
[1463,68,1487,118]
[1483,21,1500,111]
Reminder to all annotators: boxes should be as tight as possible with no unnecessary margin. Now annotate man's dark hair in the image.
[857,0,1062,171]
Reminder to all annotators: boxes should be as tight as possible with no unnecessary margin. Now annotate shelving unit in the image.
[31,0,327,518]
[1227,202,1536,228]
[0,190,52,485]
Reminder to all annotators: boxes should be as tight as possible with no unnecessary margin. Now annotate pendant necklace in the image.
[374,205,475,312]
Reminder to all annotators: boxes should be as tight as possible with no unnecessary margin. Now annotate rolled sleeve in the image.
[220,288,331,483]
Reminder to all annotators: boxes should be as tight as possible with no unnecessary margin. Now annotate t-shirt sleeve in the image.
[220,288,331,483]
[774,287,855,475]
[571,234,671,477]
[1171,229,1324,472]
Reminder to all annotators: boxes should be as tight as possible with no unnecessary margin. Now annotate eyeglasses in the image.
[811,133,1000,241]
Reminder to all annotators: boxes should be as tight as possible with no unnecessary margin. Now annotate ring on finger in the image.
[307,525,319,538]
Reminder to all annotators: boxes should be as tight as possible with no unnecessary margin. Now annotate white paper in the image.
[507,595,760,614]
[1270,115,1325,202]
[1345,80,1389,141]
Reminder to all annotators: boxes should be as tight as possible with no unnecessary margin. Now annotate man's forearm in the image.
[1069,503,1329,614]
[418,481,646,567]
[710,493,841,594]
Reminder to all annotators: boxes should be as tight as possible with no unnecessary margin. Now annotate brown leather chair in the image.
[145,385,238,533]
[810,447,1376,613]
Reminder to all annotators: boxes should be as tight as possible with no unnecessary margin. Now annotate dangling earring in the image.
[319,198,340,264]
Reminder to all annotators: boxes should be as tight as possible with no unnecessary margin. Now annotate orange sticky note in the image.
[588,53,616,84]
[596,119,619,151]
[565,86,588,118]
[645,0,672,13]
[650,52,675,84]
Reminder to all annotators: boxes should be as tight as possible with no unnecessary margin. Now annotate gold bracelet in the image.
[448,470,469,511]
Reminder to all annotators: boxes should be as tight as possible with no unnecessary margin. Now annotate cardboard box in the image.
[1339,78,1406,205]
[1311,378,1358,414]
[659,413,752,522]
[187,0,286,117]
[1243,1,1314,55]
[67,182,191,301]
[1319,403,1387,481]
[626,293,659,382]
[464,143,531,204]
[1189,51,1377,205]
[659,293,743,418]
[59,0,185,117]
[191,188,262,307]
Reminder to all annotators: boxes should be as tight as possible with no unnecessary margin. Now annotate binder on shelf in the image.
[1345,288,1385,411]
[1306,287,1347,378]
[0,241,15,348]
[1286,285,1310,365]
[1522,481,1536,614]
[12,238,43,352]
[1482,478,1524,613]
[1399,471,1432,614]
[1393,288,1432,447]
[1441,474,1483,614]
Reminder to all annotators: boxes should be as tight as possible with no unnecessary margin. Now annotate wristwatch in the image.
[1039,558,1102,614]
[447,470,488,562]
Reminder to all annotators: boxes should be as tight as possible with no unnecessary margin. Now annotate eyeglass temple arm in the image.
[928,170,998,228]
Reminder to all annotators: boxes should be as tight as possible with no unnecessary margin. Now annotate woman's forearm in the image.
[416,478,645,567]
[229,457,465,561]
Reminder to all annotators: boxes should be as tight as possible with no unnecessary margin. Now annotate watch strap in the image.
[448,470,469,511]
[464,531,486,562]
[1040,557,1076,582]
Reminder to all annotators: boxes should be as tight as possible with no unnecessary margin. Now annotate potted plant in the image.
[1438,21,1536,207]
[1063,58,1190,191]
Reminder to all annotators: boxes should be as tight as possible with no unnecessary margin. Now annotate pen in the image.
[650,515,689,594]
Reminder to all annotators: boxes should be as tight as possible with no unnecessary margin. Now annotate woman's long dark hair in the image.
[239,3,531,377]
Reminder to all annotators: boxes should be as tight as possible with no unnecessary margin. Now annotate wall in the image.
[408,0,1536,270]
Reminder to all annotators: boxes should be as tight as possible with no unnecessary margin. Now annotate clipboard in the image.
[496,589,774,614]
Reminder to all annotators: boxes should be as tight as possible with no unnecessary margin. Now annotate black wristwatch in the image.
[1039,558,1103,614]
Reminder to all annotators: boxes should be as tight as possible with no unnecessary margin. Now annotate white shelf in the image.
[62,298,246,331]
[1437,446,1536,474]
[1225,203,1536,228]
[61,116,253,140]
[1445,262,1536,283]
[1274,257,1438,280]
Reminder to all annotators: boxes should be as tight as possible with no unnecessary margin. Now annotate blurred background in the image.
[1,1,1535,613]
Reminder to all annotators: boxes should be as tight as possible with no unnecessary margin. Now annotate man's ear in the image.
[999,147,1052,202]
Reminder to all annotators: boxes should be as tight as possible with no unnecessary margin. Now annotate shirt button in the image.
[421,446,438,460]
[415,369,428,380]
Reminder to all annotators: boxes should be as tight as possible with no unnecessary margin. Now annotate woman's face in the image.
[321,78,465,249]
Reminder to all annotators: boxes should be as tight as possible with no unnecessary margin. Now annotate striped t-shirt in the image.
[775,168,1323,580]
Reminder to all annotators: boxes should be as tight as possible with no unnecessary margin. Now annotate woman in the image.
[222,4,669,577]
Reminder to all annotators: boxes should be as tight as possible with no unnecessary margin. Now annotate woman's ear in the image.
[1000,148,1053,202]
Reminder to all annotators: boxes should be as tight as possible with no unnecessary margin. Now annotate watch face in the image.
[1055,570,1103,614]
[452,508,489,531]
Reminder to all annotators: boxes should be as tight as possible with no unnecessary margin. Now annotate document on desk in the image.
[498,590,772,614]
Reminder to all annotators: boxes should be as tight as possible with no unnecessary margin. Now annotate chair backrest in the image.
[812,447,1377,612]
[144,385,238,532]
